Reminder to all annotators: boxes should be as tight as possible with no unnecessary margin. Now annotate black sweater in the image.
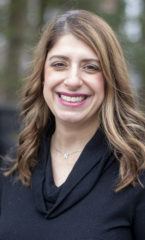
[0,128,145,240]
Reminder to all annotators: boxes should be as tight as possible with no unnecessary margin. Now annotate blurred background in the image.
[0,0,145,155]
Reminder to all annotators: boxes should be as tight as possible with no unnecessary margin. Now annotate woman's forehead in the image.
[46,34,99,61]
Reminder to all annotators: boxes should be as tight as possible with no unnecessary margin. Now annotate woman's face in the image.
[43,34,104,127]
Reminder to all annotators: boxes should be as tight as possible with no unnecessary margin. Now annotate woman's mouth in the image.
[60,94,86,103]
[57,92,89,107]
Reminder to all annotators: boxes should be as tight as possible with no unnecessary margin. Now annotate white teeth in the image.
[60,95,86,102]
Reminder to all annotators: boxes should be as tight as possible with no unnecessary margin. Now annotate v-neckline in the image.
[31,126,113,219]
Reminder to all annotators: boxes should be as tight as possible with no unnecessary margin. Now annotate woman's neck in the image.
[51,118,100,153]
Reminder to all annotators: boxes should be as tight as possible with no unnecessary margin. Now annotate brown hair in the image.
[5,9,145,191]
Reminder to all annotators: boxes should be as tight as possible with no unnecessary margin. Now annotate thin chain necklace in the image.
[54,146,82,159]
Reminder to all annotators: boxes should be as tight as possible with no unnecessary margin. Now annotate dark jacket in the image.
[0,127,145,240]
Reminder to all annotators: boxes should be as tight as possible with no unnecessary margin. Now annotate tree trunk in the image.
[5,0,28,99]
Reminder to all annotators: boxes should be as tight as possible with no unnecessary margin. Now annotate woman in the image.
[0,9,145,240]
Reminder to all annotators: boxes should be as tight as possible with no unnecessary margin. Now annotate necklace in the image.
[54,147,82,159]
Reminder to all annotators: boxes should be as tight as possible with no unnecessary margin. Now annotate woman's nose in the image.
[64,67,83,90]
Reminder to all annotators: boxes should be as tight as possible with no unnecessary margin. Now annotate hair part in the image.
[5,9,145,191]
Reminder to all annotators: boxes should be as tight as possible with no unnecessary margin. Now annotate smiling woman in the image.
[1,9,145,240]
[43,34,104,125]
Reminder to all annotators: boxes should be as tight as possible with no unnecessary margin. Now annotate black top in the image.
[0,127,145,240]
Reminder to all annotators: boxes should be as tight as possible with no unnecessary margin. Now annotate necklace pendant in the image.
[64,153,68,159]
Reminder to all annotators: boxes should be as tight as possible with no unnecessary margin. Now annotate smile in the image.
[57,92,89,107]
[60,95,86,103]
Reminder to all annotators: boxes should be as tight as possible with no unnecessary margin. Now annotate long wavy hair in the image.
[5,9,145,191]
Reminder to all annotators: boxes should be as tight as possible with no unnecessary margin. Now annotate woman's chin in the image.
[55,114,86,126]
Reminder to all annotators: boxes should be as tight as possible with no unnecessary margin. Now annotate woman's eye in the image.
[51,62,66,69]
[83,64,101,72]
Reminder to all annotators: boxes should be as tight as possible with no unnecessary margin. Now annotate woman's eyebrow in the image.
[48,55,100,65]
[48,55,69,61]
[81,59,100,63]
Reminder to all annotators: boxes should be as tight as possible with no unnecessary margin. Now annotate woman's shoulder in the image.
[130,170,145,235]
[131,170,145,205]
[137,170,145,193]
[0,145,18,182]
[135,169,145,190]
